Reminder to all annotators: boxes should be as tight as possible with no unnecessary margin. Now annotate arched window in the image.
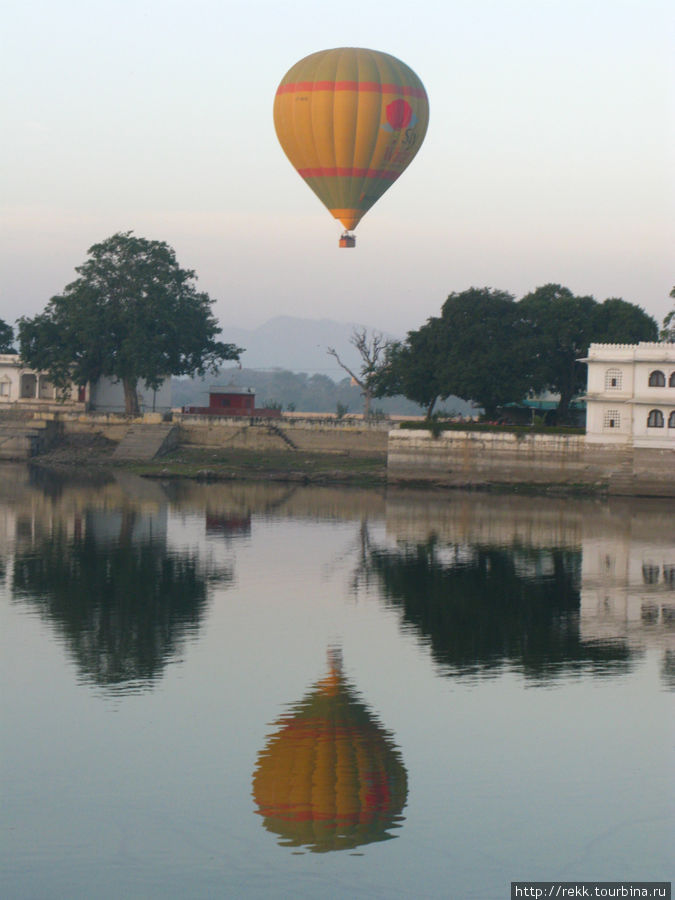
[669,372,675,387]
[669,411,675,428]
[647,409,664,428]
[604,368,622,390]
[648,370,665,387]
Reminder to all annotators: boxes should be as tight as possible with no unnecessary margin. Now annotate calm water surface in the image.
[1,466,673,899]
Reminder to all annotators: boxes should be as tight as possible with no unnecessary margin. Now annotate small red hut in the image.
[183,387,281,418]
[207,386,255,415]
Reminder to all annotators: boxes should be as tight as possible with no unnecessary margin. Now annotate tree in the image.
[374,319,448,418]
[661,288,675,342]
[18,232,242,415]
[375,288,531,419]
[519,285,658,422]
[518,284,598,423]
[0,318,15,353]
[592,297,657,344]
[437,288,530,419]
[327,327,391,418]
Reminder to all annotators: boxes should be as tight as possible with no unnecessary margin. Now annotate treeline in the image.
[172,368,471,417]
[374,284,659,422]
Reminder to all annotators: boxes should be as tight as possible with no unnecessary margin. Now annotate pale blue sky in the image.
[2,0,673,345]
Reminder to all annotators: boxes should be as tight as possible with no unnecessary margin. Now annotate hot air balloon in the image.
[273,47,429,247]
[252,648,408,852]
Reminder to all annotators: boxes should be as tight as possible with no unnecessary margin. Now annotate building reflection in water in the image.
[252,648,408,853]
[578,500,675,689]
[365,493,674,685]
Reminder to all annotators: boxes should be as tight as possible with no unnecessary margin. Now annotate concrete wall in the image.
[387,428,675,497]
[0,419,62,460]
[176,415,388,456]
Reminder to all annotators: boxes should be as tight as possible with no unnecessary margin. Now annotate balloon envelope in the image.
[273,47,429,233]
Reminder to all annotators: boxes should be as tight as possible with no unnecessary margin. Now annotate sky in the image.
[2,0,673,349]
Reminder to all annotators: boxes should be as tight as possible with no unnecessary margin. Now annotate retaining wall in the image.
[0,419,62,460]
[28,411,387,456]
[387,429,674,497]
[176,415,388,456]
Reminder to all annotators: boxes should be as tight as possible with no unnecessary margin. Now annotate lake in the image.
[1,465,672,899]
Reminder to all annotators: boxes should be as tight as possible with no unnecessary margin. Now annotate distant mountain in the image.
[222,315,398,377]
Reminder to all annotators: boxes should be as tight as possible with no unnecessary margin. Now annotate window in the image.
[647,409,664,428]
[603,409,620,429]
[648,370,665,387]
[640,603,659,623]
[642,564,660,584]
[604,368,622,390]
[0,380,9,397]
[670,372,675,387]
[669,411,675,428]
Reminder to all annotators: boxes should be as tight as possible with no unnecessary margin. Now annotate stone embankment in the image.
[0,412,61,460]
[387,429,674,497]
[0,410,672,497]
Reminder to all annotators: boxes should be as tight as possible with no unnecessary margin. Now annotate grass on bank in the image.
[128,446,387,484]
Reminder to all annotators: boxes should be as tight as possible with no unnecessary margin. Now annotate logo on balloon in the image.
[383,99,417,132]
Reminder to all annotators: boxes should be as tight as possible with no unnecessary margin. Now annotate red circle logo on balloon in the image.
[385,99,415,130]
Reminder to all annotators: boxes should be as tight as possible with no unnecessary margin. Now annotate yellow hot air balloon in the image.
[273,47,429,247]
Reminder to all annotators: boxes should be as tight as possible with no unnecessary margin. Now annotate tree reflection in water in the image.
[12,508,232,692]
[361,535,633,681]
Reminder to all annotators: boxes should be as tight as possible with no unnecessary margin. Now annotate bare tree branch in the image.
[326,345,362,387]
[327,327,392,418]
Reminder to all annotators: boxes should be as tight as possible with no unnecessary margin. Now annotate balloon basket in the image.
[339,232,356,249]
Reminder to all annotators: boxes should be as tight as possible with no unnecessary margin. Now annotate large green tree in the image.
[519,285,657,421]
[518,284,597,422]
[436,287,531,419]
[376,288,531,419]
[592,297,658,344]
[19,232,242,415]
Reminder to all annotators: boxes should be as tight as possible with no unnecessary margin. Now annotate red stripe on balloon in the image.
[277,81,426,98]
[298,166,400,180]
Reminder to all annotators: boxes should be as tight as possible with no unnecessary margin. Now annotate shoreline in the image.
[21,436,610,497]
[10,432,672,498]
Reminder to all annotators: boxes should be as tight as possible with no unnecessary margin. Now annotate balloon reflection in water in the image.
[252,649,408,852]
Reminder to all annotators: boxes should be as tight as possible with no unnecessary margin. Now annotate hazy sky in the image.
[2,0,673,346]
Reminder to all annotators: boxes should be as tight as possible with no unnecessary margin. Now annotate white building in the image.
[583,342,675,449]
[88,377,172,414]
[0,353,171,414]
[0,353,85,408]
